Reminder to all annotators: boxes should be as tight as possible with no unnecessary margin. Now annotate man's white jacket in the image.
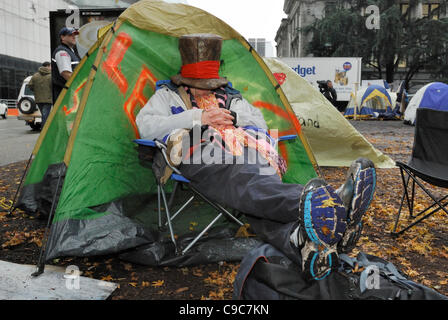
[136,84,268,141]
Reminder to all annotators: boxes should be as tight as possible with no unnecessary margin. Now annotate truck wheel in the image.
[18,98,36,114]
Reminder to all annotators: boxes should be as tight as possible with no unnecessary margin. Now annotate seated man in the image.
[136,34,376,281]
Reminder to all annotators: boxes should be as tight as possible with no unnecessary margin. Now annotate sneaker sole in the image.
[300,184,347,280]
[348,166,376,226]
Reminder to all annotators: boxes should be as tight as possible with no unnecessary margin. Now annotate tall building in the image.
[249,38,266,57]
[275,0,331,58]
[248,38,275,57]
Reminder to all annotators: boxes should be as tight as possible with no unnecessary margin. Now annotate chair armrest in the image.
[278,135,297,142]
[134,139,168,150]
[134,139,157,148]
[134,139,181,175]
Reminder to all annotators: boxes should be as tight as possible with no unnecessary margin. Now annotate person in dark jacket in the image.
[324,80,338,107]
[29,62,52,128]
[51,27,81,104]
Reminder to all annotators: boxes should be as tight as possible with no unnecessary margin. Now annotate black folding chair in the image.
[391,108,448,236]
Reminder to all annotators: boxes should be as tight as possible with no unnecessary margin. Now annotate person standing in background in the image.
[324,80,338,107]
[51,27,81,104]
[29,62,52,129]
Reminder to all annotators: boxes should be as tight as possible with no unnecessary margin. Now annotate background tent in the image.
[345,85,396,119]
[404,82,448,125]
[17,0,318,265]
[264,58,395,168]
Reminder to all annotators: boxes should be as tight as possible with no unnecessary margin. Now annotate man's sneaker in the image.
[336,158,376,253]
[297,178,347,281]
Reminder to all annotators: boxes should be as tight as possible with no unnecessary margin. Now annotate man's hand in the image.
[201,108,234,127]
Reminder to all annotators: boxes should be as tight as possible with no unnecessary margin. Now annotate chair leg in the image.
[177,186,245,255]
[392,190,406,235]
[213,202,245,227]
[189,185,244,227]
[156,181,245,255]
[393,201,448,235]
[400,168,414,219]
[410,178,416,218]
[182,213,223,255]
[165,195,195,226]
[157,185,162,229]
[159,187,178,254]
[407,170,448,217]
[392,166,448,236]
[393,168,416,236]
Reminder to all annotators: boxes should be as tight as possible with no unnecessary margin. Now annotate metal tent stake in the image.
[31,170,63,277]
[8,153,33,215]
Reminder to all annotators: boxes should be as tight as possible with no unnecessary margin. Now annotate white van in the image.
[0,100,7,119]
[17,76,42,130]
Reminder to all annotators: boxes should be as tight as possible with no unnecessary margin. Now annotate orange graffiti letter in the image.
[124,65,158,138]
[63,79,87,116]
[102,32,132,94]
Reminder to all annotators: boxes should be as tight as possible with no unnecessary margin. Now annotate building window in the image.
[398,57,407,68]
[422,3,440,20]
[400,3,409,15]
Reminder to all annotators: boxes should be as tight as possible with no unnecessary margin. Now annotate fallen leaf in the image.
[152,280,164,287]
[175,287,189,294]
[123,263,133,271]
[192,269,203,277]
[101,275,114,281]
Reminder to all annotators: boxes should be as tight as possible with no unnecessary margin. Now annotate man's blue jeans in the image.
[37,103,52,128]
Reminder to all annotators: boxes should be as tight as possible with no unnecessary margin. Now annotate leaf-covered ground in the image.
[0,120,446,299]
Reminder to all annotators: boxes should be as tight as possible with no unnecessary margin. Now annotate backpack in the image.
[233,243,448,300]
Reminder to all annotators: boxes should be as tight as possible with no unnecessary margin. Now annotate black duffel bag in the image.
[233,243,447,300]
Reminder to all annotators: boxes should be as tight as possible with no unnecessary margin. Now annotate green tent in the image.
[17,0,318,264]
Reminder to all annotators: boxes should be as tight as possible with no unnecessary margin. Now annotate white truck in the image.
[279,57,362,102]
[17,76,42,131]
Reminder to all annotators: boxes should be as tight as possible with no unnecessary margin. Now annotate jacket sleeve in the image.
[331,88,337,101]
[230,97,268,130]
[136,89,203,141]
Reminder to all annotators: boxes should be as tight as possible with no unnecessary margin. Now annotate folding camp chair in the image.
[134,138,243,255]
[391,108,448,236]
[134,134,297,255]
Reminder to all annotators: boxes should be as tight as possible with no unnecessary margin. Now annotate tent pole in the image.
[8,152,33,215]
[354,82,359,121]
[31,169,63,277]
